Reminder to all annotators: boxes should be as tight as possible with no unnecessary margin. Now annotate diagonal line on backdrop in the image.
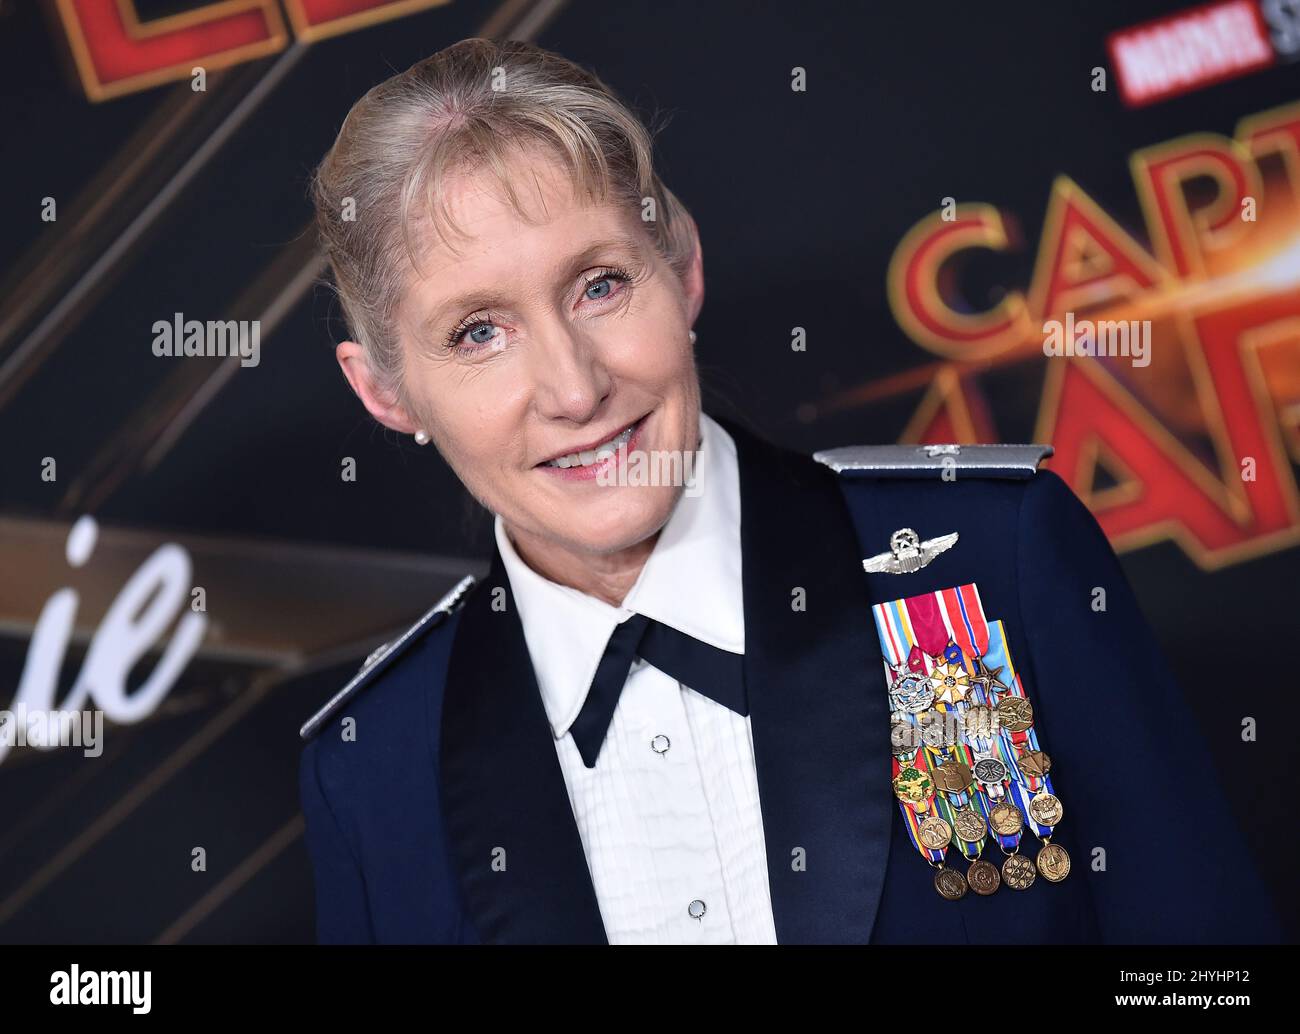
[0,42,308,411]
[153,814,305,945]
[0,666,282,927]
[57,230,325,515]
[0,56,272,358]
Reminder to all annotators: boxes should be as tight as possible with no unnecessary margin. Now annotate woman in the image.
[298,37,1279,944]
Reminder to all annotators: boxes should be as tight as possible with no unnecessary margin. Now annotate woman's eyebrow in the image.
[556,233,643,276]
[420,233,643,333]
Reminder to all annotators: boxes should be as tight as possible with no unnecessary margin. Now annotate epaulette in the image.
[298,574,477,741]
[812,442,1053,479]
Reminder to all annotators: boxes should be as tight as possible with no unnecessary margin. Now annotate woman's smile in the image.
[534,411,651,482]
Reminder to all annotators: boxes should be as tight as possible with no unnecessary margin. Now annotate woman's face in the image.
[341,147,704,562]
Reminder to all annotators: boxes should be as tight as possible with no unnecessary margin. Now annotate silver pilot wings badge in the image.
[862,528,959,575]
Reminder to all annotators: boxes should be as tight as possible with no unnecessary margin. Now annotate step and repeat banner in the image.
[0,0,1297,942]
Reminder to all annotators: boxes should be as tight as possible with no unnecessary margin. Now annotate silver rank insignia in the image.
[862,528,959,575]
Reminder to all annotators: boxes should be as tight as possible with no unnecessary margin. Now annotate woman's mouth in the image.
[536,414,648,481]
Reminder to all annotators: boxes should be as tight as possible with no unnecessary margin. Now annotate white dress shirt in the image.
[493,412,778,944]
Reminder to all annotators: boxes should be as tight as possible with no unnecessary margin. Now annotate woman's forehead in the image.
[423,144,606,246]
[408,164,642,282]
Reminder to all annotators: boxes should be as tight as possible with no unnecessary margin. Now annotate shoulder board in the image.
[298,573,477,741]
[812,442,1053,479]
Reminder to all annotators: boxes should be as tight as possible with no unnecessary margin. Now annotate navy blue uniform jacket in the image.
[299,415,1282,944]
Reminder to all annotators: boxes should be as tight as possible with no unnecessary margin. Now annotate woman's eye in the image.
[446,320,502,355]
[585,277,614,300]
[583,267,633,303]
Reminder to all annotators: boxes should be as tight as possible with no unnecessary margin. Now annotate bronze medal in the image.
[1001,852,1037,890]
[970,655,1009,695]
[933,865,968,900]
[966,858,1001,895]
[1018,749,1052,778]
[995,696,1033,732]
[918,815,953,850]
[932,759,973,794]
[1028,791,1063,827]
[1037,842,1071,882]
[952,806,987,842]
[988,801,1024,836]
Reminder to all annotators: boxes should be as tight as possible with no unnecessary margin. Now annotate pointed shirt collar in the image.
[493,410,744,740]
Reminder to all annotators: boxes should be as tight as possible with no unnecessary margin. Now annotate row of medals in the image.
[890,658,1071,900]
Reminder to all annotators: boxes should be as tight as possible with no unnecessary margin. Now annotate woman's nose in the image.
[528,325,613,421]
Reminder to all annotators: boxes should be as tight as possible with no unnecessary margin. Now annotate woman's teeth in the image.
[544,421,638,468]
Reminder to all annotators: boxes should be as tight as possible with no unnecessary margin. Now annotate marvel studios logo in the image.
[1107,0,1300,108]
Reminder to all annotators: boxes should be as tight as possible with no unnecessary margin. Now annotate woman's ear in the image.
[336,341,420,434]
[681,215,705,328]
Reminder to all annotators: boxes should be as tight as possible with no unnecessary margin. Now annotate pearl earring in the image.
[689,330,697,344]
[414,430,430,446]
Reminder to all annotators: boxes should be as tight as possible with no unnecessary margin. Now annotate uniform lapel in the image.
[717,416,893,944]
[438,546,608,944]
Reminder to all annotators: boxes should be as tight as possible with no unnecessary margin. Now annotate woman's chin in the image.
[549,484,683,556]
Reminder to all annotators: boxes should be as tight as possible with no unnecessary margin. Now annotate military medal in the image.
[888,667,934,714]
[918,815,953,851]
[1028,791,1064,826]
[933,865,968,900]
[966,857,1001,895]
[928,659,970,705]
[973,756,1008,787]
[1018,749,1051,779]
[969,654,1009,696]
[952,806,987,841]
[988,801,1024,836]
[996,695,1033,731]
[931,758,973,794]
[892,764,933,806]
[1001,852,1037,889]
[1036,839,1071,882]
[964,704,996,746]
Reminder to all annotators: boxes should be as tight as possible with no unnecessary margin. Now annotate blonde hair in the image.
[310,37,697,403]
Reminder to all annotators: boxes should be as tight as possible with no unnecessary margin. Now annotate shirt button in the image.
[687,899,707,921]
[650,734,671,755]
